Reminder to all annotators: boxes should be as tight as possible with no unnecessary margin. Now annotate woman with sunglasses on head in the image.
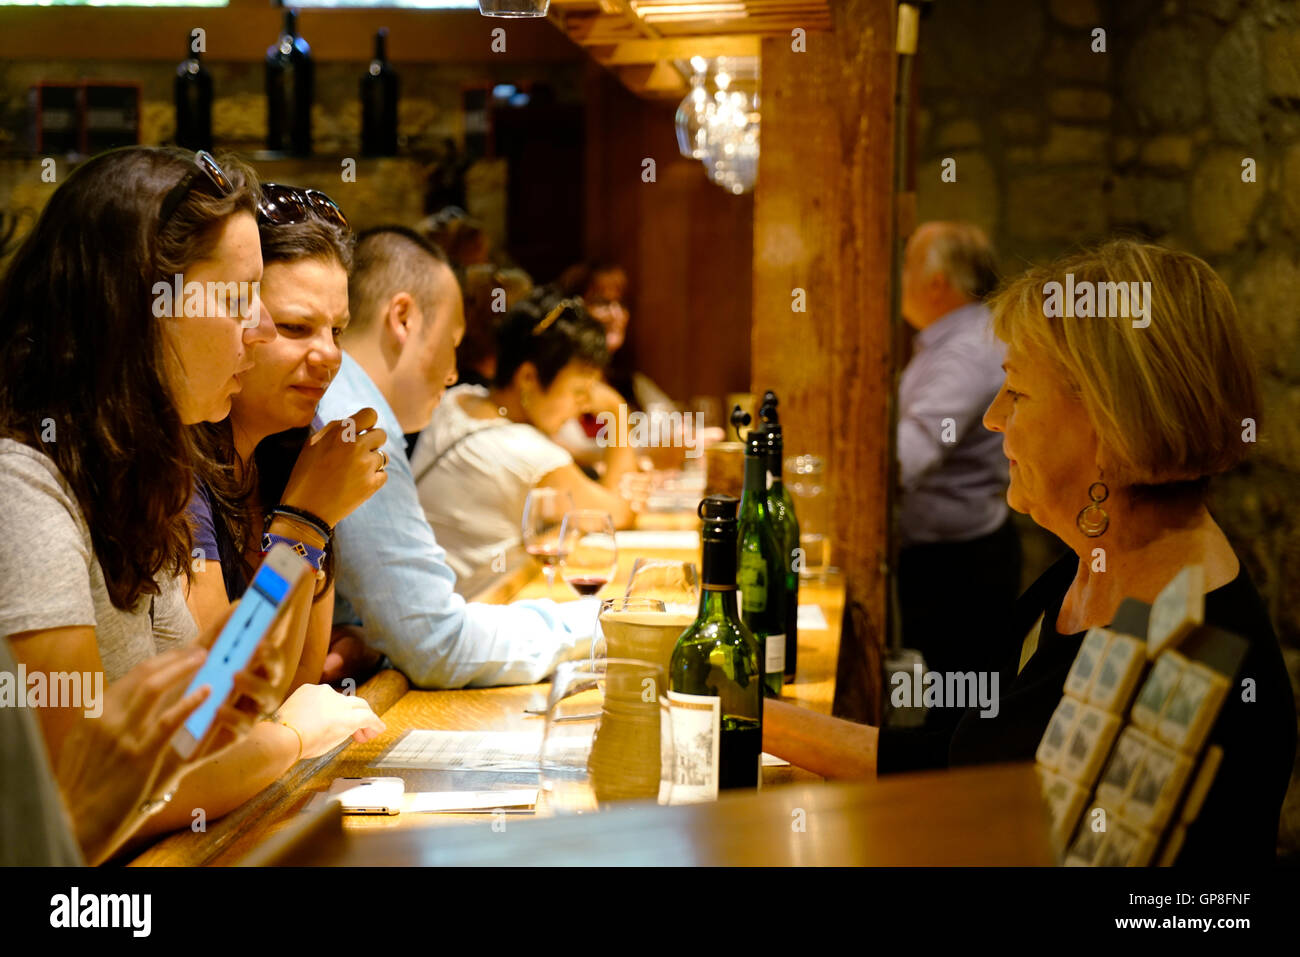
[187,184,391,694]
[0,147,304,861]
[410,291,638,580]
[125,182,391,844]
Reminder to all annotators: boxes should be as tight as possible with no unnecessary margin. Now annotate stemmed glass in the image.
[625,559,700,616]
[557,510,618,598]
[522,488,574,595]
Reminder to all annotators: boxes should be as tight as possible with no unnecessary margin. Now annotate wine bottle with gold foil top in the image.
[738,426,787,698]
[668,495,762,798]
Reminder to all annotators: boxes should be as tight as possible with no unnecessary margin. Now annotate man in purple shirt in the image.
[895,222,1022,725]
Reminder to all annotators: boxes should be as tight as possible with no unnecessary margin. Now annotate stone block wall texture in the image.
[917,0,1300,859]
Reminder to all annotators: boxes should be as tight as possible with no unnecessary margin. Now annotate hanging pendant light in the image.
[478,0,550,17]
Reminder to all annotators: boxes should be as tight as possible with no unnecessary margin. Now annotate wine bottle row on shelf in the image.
[174,13,399,158]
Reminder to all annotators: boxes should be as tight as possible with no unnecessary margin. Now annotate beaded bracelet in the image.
[261,532,328,583]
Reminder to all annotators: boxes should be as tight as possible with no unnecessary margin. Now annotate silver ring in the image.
[377,448,388,473]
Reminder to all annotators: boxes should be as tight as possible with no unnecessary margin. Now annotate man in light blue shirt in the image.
[895,222,1021,710]
[317,227,594,688]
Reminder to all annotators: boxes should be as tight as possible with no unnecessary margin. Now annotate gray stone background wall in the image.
[916,0,1300,858]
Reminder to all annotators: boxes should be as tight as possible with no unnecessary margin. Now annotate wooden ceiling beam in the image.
[588,34,759,64]
[551,0,830,100]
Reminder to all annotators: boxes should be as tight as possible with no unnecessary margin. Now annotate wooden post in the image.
[751,1,896,724]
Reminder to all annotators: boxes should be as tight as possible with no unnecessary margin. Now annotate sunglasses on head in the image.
[258,183,349,231]
[157,150,233,229]
[156,151,349,232]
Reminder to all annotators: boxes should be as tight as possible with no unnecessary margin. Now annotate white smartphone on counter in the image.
[328,777,406,815]
[170,544,310,758]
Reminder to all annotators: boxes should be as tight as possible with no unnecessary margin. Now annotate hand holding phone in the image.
[171,544,312,758]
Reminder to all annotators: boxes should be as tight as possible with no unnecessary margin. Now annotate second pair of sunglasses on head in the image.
[158,150,348,231]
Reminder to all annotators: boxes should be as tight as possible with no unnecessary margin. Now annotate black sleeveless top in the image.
[878,553,1296,865]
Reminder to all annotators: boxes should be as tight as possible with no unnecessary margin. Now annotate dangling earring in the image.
[1076,481,1110,537]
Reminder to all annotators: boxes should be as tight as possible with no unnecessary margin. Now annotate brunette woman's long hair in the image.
[0,147,258,610]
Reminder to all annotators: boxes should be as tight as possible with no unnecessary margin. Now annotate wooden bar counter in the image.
[127,512,1053,867]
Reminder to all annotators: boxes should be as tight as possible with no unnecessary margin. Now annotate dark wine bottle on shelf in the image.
[669,495,762,798]
[738,427,787,698]
[360,28,399,157]
[174,35,213,152]
[759,392,800,684]
[265,8,314,156]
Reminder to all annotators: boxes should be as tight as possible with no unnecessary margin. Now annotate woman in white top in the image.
[412,294,637,578]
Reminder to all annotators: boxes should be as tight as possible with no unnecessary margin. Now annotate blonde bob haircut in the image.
[989,240,1259,491]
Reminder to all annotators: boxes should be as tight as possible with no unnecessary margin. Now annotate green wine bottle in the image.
[738,428,787,698]
[668,495,763,797]
[759,393,800,684]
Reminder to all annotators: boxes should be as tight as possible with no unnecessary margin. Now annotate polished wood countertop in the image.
[128,508,1051,866]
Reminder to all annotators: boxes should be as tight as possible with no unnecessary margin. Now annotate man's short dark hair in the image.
[347,225,451,336]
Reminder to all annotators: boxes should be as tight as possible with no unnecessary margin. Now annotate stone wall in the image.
[916,0,1300,859]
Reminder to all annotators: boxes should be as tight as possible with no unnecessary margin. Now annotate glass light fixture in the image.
[477,0,550,17]
[672,55,760,196]
[674,56,710,159]
[702,80,758,194]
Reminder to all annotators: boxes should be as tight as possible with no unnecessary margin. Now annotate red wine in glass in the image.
[565,576,609,597]
[557,510,618,600]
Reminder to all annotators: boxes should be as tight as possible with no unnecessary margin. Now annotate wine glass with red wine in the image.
[522,488,575,595]
[557,510,618,598]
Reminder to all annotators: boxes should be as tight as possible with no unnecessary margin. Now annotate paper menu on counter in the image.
[301,786,538,815]
[405,789,538,813]
[374,729,588,772]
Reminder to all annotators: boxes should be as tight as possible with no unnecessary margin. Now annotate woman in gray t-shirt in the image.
[0,148,296,862]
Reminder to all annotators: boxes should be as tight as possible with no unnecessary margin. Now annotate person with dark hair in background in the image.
[453,263,535,390]
[412,292,638,578]
[554,260,670,410]
[894,221,1021,733]
[552,260,671,469]
[415,206,491,270]
[315,227,599,689]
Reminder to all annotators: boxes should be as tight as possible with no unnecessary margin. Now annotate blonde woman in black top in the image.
[764,240,1296,865]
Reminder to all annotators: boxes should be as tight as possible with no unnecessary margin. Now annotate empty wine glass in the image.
[625,558,700,616]
[538,658,674,816]
[522,487,574,595]
[557,510,617,599]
